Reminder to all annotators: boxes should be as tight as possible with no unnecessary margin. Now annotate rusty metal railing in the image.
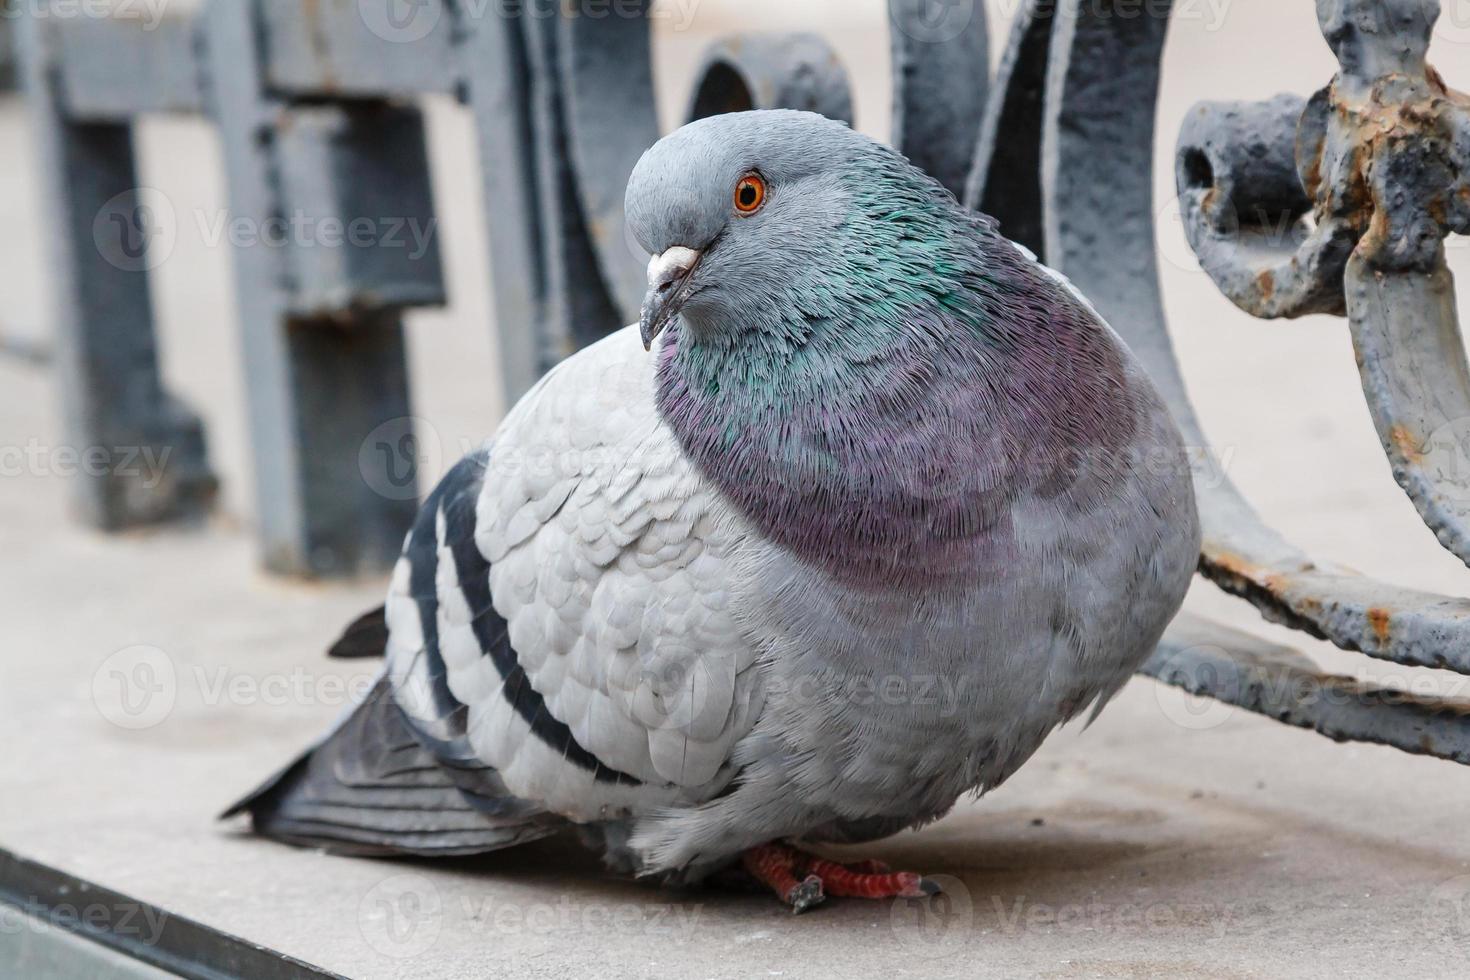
[1148,0,1470,763]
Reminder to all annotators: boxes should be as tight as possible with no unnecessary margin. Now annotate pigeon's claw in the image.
[737,843,938,913]
[804,856,937,900]
[741,843,826,913]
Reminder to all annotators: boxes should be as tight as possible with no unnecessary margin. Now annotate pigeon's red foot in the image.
[739,843,939,913]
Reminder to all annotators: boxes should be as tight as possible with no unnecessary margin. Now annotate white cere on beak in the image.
[641,245,705,350]
[647,246,702,288]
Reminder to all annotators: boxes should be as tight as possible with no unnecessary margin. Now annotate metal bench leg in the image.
[17,14,215,530]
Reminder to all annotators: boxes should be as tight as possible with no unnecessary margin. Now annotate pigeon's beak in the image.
[640,246,702,350]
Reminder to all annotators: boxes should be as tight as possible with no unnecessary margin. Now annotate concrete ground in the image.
[8,1,1470,977]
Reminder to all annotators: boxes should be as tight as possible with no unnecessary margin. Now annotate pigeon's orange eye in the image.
[734,173,766,214]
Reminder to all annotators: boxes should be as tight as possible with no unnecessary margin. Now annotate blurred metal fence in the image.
[0,13,12,90]
[16,0,1470,764]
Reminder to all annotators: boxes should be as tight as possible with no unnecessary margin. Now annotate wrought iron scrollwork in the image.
[1158,0,1470,758]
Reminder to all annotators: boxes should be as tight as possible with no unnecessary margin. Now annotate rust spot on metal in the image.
[1427,63,1449,96]
[1207,549,1265,584]
[1255,269,1275,302]
[1263,572,1289,592]
[1301,138,1325,203]
[1340,140,1373,220]
[1367,607,1392,646]
[1427,194,1448,228]
[301,0,339,95]
[1389,423,1424,463]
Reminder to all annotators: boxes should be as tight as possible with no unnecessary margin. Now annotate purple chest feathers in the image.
[653,302,1139,589]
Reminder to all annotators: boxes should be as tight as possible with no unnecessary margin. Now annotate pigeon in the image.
[226,109,1201,912]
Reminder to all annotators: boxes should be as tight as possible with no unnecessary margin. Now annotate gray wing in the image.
[222,454,566,855]
[387,326,765,824]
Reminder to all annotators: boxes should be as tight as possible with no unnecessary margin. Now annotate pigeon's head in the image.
[626,109,949,350]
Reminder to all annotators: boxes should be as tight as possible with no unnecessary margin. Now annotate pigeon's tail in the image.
[221,675,562,857]
[326,605,390,659]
